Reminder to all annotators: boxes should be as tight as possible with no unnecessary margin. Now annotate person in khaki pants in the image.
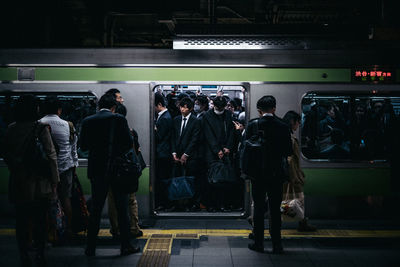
[108,103,143,238]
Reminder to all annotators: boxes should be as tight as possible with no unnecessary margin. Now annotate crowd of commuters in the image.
[2,89,143,266]
[9,88,396,264]
[154,90,246,212]
[302,98,398,160]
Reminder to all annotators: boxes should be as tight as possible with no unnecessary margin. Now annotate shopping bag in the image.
[281,183,304,222]
[71,173,89,233]
[164,165,195,201]
[48,196,66,244]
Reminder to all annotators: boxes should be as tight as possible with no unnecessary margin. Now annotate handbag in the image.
[281,183,304,222]
[70,173,89,233]
[208,157,236,185]
[107,118,142,194]
[48,196,66,244]
[164,165,195,201]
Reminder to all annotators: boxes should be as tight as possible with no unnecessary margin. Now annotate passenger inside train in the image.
[153,85,246,213]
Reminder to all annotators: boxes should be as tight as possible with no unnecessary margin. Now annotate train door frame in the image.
[149,82,251,217]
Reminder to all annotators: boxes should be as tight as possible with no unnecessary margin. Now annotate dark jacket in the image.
[3,121,59,203]
[171,114,201,159]
[155,110,173,160]
[80,110,133,180]
[245,115,292,182]
[202,109,234,163]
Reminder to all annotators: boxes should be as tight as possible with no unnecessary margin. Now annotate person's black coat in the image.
[202,109,234,163]
[155,110,173,160]
[80,110,133,180]
[245,115,292,182]
[171,114,201,159]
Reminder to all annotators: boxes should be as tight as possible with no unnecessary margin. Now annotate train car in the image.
[0,46,399,221]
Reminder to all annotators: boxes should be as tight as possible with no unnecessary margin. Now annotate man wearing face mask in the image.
[202,96,234,211]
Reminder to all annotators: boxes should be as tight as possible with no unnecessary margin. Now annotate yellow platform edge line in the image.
[1,229,400,238]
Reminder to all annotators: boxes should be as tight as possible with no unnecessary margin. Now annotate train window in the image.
[0,92,97,159]
[301,93,400,162]
[152,85,247,214]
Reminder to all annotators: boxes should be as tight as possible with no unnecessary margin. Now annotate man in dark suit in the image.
[80,94,139,256]
[245,95,292,254]
[202,96,235,211]
[154,93,173,210]
[171,97,201,209]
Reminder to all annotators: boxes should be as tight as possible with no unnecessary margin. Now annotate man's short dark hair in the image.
[105,88,120,98]
[179,97,194,109]
[155,93,166,107]
[196,95,209,110]
[98,93,117,110]
[115,103,127,117]
[257,95,276,112]
[177,92,190,102]
[42,96,62,115]
[213,96,227,110]
[14,94,38,122]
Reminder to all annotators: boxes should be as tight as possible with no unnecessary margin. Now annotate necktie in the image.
[181,117,187,136]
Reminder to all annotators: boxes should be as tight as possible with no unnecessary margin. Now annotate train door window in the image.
[0,92,97,159]
[152,85,247,215]
[301,92,400,162]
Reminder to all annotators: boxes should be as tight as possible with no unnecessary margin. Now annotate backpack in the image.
[241,119,267,180]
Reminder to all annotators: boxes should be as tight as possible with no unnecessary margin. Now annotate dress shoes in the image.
[130,230,143,238]
[248,243,264,253]
[272,245,284,254]
[84,247,95,257]
[120,245,140,256]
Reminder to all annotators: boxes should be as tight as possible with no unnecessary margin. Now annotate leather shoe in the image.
[272,245,284,254]
[130,230,143,238]
[120,246,140,256]
[248,243,264,253]
[85,247,95,257]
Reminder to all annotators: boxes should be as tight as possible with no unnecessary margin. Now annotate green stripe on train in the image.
[0,68,350,82]
[303,168,391,196]
[0,167,150,196]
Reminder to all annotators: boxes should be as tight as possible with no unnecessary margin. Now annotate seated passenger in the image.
[320,128,350,159]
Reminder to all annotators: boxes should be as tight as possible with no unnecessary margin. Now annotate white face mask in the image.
[214,109,224,115]
[194,104,201,113]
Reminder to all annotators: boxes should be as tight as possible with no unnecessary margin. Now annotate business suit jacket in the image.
[171,114,201,159]
[245,115,292,183]
[202,109,234,163]
[80,110,133,180]
[155,110,173,160]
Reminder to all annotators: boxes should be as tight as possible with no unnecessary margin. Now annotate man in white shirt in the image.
[41,96,78,236]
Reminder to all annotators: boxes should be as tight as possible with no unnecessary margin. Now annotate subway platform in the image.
[0,218,399,267]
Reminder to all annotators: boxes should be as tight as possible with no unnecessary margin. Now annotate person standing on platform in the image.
[40,96,79,238]
[283,111,317,232]
[245,95,292,254]
[3,95,59,267]
[80,93,139,256]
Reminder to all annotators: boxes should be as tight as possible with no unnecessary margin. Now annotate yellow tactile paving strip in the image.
[1,228,400,238]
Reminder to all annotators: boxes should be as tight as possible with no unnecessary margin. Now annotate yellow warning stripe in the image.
[1,228,399,238]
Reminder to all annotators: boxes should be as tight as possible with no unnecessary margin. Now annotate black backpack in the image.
[241,119,268,180]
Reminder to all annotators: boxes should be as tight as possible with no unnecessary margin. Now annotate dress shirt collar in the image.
[158,108,168,118]
[262,113,274,117]
[100,108,111,112]
[182,113,191,121]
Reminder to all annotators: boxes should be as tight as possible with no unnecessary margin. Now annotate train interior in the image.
[151,84,250,217]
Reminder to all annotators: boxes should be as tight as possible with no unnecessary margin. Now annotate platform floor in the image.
[1,219,399,267]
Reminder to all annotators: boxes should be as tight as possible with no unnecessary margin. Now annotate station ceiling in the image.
[0,0,399,48]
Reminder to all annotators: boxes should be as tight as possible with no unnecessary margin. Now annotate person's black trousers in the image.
[155,158,172,207]
[15,198,49,258]
[251,179,283,247]
[87,176,130,249]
